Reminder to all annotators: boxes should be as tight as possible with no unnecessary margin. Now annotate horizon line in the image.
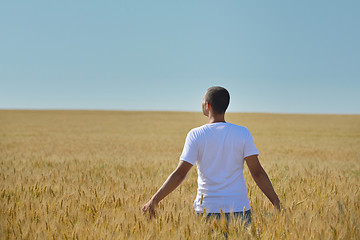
[0,108,359,116]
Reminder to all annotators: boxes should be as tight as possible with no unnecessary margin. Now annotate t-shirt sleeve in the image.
[179,130,198,165]
[243,129,259,158]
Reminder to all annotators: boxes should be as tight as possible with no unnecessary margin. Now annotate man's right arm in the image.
[245,155,281,210]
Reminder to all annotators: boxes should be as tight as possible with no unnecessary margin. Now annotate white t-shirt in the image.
[180,122,259,213]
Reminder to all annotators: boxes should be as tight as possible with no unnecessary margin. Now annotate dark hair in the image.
[205,86,230,114]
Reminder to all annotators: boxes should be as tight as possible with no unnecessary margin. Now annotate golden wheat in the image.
[0,110,359,239]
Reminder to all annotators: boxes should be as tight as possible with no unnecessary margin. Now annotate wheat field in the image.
[0,110,359,239]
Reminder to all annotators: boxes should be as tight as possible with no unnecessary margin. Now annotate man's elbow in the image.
[251,168,266,180]
[178,171,189,181]
[172,170,188,182]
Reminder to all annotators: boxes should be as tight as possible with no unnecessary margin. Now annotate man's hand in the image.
[142,199,157,218]
[141,160,193,218]
[274,201,281,212]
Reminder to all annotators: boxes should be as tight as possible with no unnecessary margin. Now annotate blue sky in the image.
[1,1,359,114]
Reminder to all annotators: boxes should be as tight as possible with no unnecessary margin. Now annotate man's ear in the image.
[206,102,211,110]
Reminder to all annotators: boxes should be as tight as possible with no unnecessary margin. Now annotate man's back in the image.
[180,122,259,213]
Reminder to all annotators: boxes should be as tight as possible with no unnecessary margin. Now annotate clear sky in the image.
[1,1,359,114]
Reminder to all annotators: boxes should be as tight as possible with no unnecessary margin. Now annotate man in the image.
[142,86,280,223]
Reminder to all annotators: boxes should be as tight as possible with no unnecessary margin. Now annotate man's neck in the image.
[208,113,226,124]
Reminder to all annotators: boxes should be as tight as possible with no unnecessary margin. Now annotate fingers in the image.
[141,205,148,214]
[142,199,159,219]
[273,201,281,211]
[142,204,156,219]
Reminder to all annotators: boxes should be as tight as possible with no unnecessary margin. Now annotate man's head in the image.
[202,86,230,116]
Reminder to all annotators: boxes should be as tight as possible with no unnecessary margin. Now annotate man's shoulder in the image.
[185,124,212,140]
[187,125,207,135]
[227,123,250,132]
[226,122,244,128]
[188,123,250,135]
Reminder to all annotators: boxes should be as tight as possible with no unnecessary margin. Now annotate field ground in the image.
[0,110,359,239]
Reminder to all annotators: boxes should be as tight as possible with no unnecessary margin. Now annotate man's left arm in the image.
[142,160,193,216]
[245,154,281,210]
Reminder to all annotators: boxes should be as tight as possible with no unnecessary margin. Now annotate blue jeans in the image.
[198,210,251,225]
